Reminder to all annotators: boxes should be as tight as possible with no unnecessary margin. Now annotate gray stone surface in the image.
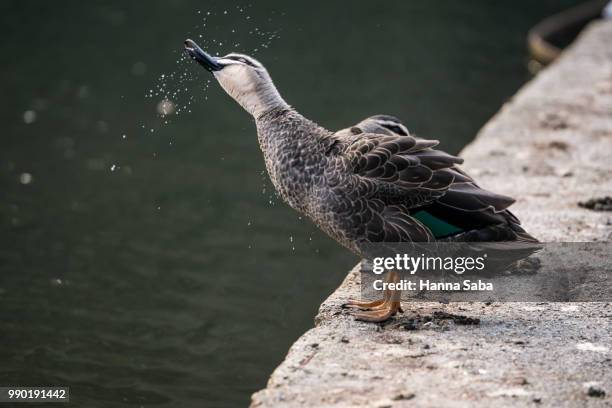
[251,21,612,407]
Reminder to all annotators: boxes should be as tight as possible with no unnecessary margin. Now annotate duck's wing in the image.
[336,133,460,242]
[335,115,536,242]
[338,132,529,243]
[343,133,461,206]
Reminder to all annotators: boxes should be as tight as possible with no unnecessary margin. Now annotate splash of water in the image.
[146,5,281,127]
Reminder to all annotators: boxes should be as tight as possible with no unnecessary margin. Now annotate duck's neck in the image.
[250,83,289,118]
[255,107,333,211]
[219,72,287,118]
[255,107,332,150]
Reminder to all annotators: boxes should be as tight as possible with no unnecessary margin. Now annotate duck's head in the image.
[184,39,287,117]
[358,115,410,136]
[339,115,410,137]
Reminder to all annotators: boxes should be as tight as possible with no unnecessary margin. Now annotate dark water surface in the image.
[1,1,581,406]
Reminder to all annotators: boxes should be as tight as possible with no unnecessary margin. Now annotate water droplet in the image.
[19,173,33,184]
[156,99,176,115]
[23,110,36,124]
[78,85,90,99]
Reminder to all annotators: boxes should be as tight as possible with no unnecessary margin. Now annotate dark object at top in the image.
[578,196,612,211]
[528,0,608,65]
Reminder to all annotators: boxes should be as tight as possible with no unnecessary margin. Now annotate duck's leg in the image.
[343,269,399,309]
[344,271,403,322]
[342,288,390,309]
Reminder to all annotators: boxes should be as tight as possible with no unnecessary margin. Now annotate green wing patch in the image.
[412,210,464,238]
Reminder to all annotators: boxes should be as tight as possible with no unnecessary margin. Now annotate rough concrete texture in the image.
[251,21,612,407]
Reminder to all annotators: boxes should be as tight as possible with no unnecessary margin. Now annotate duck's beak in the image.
[184,39,223,72]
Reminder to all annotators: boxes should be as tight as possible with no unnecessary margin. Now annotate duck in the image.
[184,39,538,322]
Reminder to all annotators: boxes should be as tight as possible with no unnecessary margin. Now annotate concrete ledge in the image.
[252,21,612,407]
